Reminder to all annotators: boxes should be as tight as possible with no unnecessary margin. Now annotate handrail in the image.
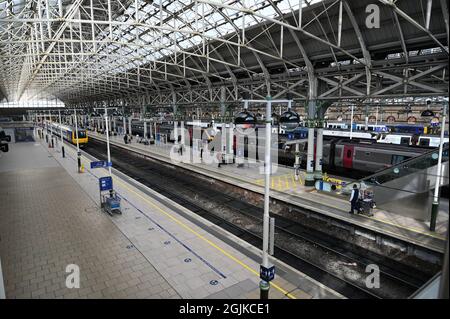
[356,144,449,184]
[0,257,5,299]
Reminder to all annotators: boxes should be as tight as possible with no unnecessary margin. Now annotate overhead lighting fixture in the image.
[234,110,256,125]
[421,100,435,117]
[279,110,300,131]
[421,109,435,117]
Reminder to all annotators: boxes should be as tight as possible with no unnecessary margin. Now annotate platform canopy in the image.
[0,0,448,109]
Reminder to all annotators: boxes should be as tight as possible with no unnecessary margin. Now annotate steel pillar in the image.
[305,99,316,186]
[315,127,323,180]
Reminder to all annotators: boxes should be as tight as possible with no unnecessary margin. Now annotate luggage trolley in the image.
[356,188,376,217]
[99,176,122,216]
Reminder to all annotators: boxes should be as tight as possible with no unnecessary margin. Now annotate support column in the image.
[260,95,272,300]
[180,121,185,146]
[430,102,447,231]
[128,117,132,137]
[172,92,178,145]
[305,100,316,186]
[364,105,369,131]
[143,120,147,139]
[226,124,234,163]
[123,117,126,134]
[294,143,301,181]
[314,125,323,180]
[220,86,233,163]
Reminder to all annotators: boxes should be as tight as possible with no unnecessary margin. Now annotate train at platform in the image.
[277,138,440,176]
[92,118,446,177]
[44,122,89,147]
[226,123,442,176]
[325,122,440,135]
[284,124,448,147]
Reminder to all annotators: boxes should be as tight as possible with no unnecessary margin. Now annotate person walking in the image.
[349,184,360,215]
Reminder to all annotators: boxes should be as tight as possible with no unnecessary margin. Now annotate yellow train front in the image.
[48,122,88,147]
[66,127,88,147]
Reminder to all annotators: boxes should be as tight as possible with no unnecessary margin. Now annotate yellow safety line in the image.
[114,178,297,299]
[298,174,303,186]
[75,152,296,299]
[277,177,283,191]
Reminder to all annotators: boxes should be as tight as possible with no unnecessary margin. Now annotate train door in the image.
[418,137,430,147]
[343,145,354,169]
[400,136,411,145]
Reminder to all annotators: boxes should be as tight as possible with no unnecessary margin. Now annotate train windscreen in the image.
[77,131,87,138]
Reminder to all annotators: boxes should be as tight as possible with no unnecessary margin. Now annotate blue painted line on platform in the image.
[65,151,227,279]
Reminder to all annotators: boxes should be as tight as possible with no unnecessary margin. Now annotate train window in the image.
[400,137,410,145]
[392,155,408,165]
[77,131,86,138]
[347,150,352,158]
[419,138,430,146]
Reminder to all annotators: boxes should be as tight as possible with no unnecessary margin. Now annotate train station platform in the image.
[0,139,341,299]
[89,131,448,254]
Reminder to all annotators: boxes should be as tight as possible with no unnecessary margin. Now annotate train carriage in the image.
[46,122,88,146]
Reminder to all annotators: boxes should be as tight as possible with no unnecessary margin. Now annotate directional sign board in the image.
[90,161,112,169]
[99,176,113,192]
[260,265,275,282]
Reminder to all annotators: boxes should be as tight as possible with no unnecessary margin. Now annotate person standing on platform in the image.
[124,134,128,144]
[349,184,360,214]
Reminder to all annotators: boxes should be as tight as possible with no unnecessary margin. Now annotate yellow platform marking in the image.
[115,178,297,299]
[254,173,305,192]
[77,154,297,299]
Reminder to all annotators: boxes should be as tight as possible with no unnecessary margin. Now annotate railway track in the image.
[84,138,432,299]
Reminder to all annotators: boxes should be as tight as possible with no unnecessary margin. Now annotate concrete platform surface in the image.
[0,139,341,299]
[89,131,448,253]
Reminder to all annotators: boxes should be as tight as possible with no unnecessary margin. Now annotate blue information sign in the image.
[99,176,113,191]
[260,265,275,282]
[91,161,113,169]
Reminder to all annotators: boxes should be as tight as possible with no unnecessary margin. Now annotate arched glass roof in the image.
[0,0,448,107]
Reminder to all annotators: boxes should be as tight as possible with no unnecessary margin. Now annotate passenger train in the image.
[284,126,447,147]
[377,133,449,147]
[326,122,440,135]
[45,122,88,146]
[230,124,440,176]
[91,118,446,177]
[326,122,389,132]
[278,138,437,176]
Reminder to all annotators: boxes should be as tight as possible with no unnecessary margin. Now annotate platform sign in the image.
[260,265,275,282]
[90,161,112,169]
[99,176,113,191]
